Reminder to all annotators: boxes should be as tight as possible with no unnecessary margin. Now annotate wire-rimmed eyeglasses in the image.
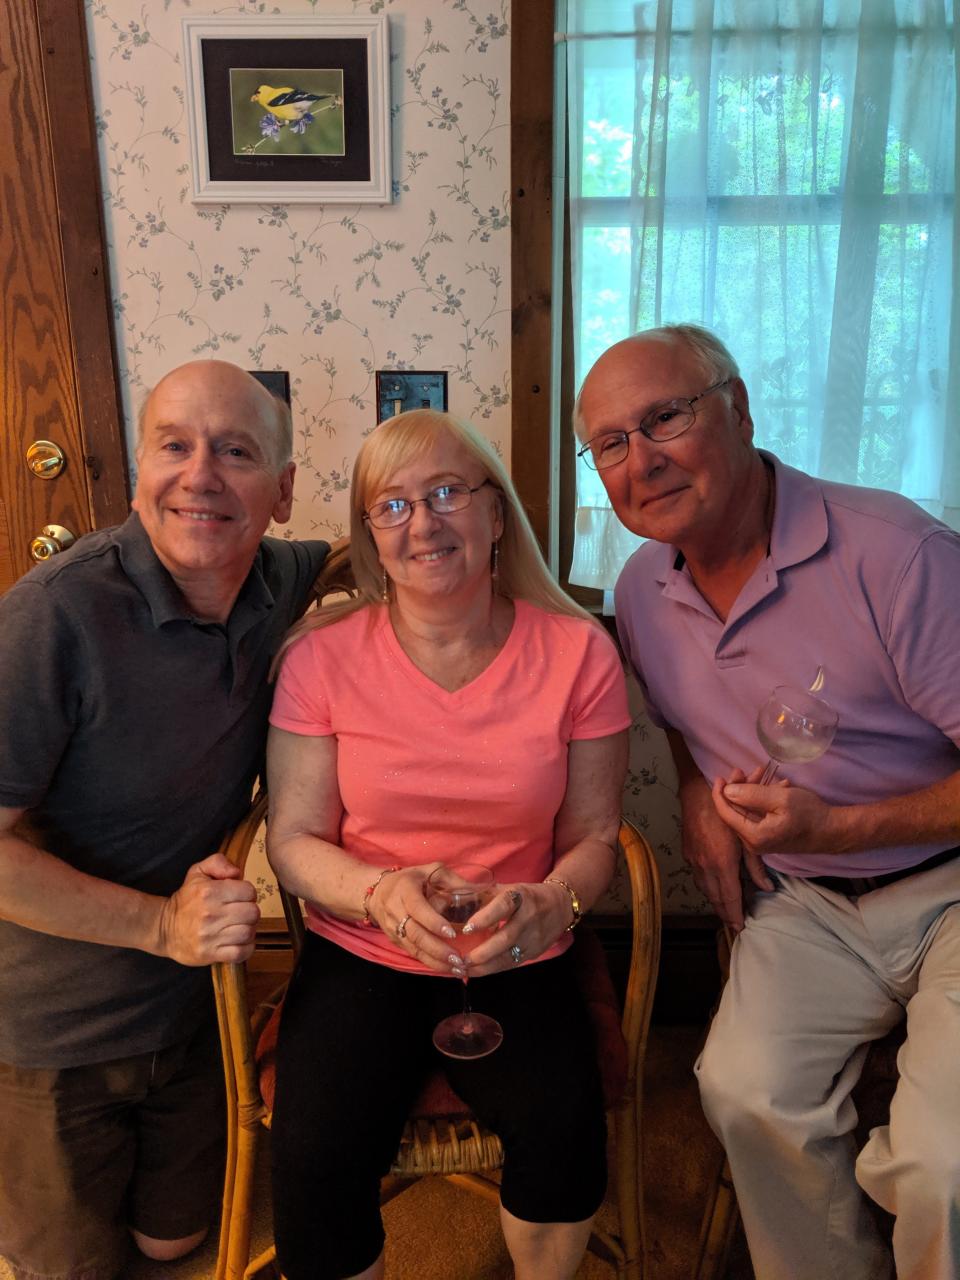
[577,378,731,471]
[363,479,494,529]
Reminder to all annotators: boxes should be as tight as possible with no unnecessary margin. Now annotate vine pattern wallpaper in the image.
[83,0,703,915]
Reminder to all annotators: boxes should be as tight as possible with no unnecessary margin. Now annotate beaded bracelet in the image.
[360,865,402,927]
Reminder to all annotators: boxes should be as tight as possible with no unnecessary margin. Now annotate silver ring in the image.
[508,889,523,913]
[396,914,412,940]
[510,944,523,965]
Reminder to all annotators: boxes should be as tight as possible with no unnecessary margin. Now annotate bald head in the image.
[138,361,292,472]
[575,324,740,441]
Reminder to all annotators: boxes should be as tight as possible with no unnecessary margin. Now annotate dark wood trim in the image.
[510,0,555,555]
[35,0,129,525]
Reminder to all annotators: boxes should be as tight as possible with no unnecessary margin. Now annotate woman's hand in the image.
[367,862,465,974]
[448,880,574,978]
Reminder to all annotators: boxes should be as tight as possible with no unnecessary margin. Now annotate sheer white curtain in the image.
[564,0,958,589]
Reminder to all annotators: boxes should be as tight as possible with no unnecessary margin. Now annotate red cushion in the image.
[255,929,628,1116]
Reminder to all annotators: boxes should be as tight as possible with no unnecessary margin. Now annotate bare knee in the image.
[132,1226,208,1261]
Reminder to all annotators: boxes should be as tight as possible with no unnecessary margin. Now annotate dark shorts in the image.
[272,934,608,1280]
[0,1018,225,1280]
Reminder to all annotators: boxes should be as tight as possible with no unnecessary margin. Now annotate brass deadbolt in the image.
[26,440,66,479]
[30,525,76,562]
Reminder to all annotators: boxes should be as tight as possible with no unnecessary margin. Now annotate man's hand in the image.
[156,854,260,966]
[683,768,774,932]
[713,777,836,856]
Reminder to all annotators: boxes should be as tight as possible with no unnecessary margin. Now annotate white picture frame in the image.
[182,14,391,204]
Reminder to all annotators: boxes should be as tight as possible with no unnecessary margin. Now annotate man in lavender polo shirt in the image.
[576,323,960,1280]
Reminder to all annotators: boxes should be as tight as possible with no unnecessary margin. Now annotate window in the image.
[563,1,957,588]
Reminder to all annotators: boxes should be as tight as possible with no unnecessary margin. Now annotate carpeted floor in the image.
[0,1024,752,1280]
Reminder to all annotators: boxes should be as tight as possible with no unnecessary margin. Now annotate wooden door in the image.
[0,0,128,594]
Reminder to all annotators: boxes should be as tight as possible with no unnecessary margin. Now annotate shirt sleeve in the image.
[270,630,334,736]
[885,528,960,746]
[569,624,632,740]
[614,565,669,729]
[0,581,82,809]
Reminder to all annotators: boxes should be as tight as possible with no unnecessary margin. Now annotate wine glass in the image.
[424,863,503,1060]
[755,684,839,784]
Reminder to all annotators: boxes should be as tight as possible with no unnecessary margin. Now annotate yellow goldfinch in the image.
[250,85,332,123]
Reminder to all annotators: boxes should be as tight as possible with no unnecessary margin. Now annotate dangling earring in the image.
[491,540,500,582]
[381,566,390,603]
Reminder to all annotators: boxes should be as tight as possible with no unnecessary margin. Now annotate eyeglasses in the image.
[363,479,494,529]
[577,378,731,471]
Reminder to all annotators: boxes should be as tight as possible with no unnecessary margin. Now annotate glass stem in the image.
[461,977,471,1017]
[759,757,780,786]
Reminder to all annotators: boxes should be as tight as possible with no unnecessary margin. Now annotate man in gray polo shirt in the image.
[577,325,960,1280]
[0,360,329,1280]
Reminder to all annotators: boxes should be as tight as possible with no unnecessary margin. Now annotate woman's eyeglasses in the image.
[363,479,494,529]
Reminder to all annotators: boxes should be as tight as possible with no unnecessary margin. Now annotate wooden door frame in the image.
[34,0,129,524]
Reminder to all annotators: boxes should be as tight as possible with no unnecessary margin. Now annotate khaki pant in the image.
[696,859,960,1280]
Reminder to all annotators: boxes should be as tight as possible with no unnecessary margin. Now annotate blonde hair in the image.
[283,409,593,651]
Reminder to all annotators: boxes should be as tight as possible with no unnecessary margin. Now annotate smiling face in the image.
[365,433,503,609]
[133,361,295,606]
[577,335,757,556]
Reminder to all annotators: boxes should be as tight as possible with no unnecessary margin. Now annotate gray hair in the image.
[573,323,740,439]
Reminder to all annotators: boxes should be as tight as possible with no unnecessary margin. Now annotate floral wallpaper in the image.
[83,0,703,915]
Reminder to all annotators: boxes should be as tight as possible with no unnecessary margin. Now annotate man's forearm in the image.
[0,833,166,954]
[827,769,960,854]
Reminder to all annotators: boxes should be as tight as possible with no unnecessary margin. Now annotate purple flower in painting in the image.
[289,112,315,135]
[259,114,281,138]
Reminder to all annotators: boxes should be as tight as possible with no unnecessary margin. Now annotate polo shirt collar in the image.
[115,512,274,632]
[764,450,829,570]
[650,450,828,624]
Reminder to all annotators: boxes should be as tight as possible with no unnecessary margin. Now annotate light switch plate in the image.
[376,370,448,422]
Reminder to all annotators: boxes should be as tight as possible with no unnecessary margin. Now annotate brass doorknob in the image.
[30,524,76,562]
[26,440,66,479]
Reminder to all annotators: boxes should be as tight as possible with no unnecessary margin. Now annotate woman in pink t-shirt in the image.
[267,410,630,1280]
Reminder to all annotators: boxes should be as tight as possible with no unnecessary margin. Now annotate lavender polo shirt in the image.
[615,451,960,878]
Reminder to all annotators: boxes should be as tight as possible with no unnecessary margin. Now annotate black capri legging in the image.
[271,932,608,1280]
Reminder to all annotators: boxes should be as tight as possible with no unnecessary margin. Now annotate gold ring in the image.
[510,944,523,964]
[396,914,412,940]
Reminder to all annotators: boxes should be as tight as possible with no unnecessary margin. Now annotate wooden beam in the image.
[510,0,555,555]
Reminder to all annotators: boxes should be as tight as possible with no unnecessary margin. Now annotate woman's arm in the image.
[464,729,628,975]
[266,726,455,970]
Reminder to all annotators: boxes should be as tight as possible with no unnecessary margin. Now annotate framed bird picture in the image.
[182,15,391,204]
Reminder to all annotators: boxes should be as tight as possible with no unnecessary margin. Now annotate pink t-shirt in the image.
[270,599,630,973]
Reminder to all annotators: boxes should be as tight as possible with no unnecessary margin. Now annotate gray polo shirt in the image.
[0,514,328,1068]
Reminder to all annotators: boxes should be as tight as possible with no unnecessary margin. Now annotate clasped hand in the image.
[157,854,260,966]
[689,765,839,932]
[713,770,835,855]
[369,864,572,977]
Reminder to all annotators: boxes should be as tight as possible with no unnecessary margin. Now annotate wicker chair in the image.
[212,803,661,1280]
